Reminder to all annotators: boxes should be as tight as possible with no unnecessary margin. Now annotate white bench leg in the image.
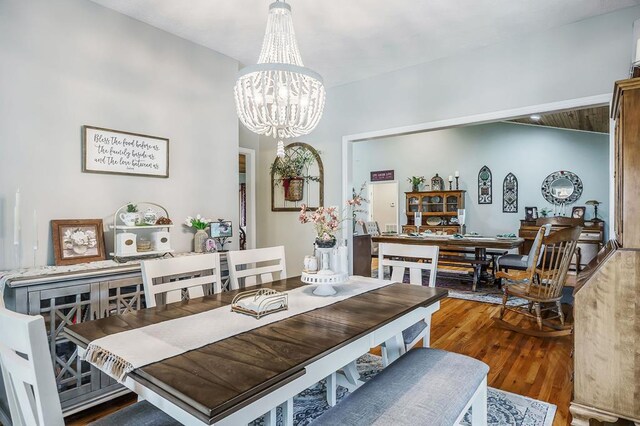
[471,377,488,426]
[326,372,337,407]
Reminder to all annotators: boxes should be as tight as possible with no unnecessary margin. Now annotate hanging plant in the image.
[270,148,320,201]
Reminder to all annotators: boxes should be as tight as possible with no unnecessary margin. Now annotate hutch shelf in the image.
[402,190,466,234]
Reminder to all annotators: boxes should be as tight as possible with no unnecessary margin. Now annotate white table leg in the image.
[282,398,294,426]
[326,372,337,407]
[263,408,277,426]
[382,334,404,367]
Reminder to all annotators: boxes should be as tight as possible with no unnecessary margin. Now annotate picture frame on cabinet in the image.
[524,207,538,221]
[51,219,106,266]
[572,206,586,220]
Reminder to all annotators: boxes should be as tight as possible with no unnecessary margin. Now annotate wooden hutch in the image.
[402,190,466,234]
[569,78,640,425]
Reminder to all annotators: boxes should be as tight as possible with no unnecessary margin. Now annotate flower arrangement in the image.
[63,228,97,254]
[184,214,210,230]
[299,183,368,248]
[540,207,553,218]
[408,176,426,191]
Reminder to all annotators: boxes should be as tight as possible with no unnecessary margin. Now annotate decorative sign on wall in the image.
[503,173,518,213]
[478,166,492,204]
[82,126,169,178]
[370,170,395,182]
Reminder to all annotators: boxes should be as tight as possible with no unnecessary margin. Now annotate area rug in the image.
[250,354,556,426]
[372,267,527,306]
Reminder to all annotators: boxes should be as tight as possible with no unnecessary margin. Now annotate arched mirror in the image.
[541,171,583,205]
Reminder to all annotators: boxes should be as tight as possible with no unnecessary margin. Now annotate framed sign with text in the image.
[370,170,394,182]
[82,125,169,178]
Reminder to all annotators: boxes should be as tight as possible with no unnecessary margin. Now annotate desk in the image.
[64,277,446,425]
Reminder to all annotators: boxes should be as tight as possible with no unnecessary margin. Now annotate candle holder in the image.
[455,176,460,190]
[448,181,453,190]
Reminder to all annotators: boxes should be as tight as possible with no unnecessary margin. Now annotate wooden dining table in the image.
[372,235,525,290]
[63,276,447,425]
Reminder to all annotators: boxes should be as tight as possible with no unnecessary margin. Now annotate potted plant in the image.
[184,214,210,253]
[540,207,553,218]
[408,176,426,192]
[270,149,319,201]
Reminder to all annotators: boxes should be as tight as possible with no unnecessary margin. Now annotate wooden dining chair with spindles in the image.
[494,226,582,337]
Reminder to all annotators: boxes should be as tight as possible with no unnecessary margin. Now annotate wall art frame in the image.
[82,125,170,178]
[503,173,518,213]
[271,142,324,212]
[478,166,492,204]
[51,219,106,266]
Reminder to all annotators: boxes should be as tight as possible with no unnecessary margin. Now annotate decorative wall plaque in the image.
[82,126,169,178]
[503,173,518,213]
[478,166,492,204]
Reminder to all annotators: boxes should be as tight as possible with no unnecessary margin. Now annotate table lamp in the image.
[585,200,601,222]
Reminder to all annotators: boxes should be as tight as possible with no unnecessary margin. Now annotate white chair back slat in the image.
[141,253,222,308]
[227,246,287,290]
[0,308,64,426]
[378,243,439,287]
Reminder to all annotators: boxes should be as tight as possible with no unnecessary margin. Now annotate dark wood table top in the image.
[372,234,524,250]
[64,277,447,424]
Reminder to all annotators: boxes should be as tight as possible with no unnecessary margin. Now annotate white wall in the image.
[369,182,399,232]
[353,123,609,236]
[0,0,240,269]
[256,5,639,276]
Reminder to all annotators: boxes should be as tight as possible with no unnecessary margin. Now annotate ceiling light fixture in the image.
[234,1,326,157]
[530,114,542,121]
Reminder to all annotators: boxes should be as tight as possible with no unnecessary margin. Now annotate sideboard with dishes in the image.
[402,190,466,234]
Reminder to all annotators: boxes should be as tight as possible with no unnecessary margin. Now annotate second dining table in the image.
[63,276,447,425]
[372,234,525,290]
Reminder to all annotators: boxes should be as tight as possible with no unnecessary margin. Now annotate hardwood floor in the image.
[66,297,576,425]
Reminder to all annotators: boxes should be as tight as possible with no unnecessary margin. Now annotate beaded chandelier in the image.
[234,1,325,157]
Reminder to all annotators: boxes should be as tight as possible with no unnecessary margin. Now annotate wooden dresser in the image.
[518,217,604,269]
[569,78,640,425]
[402,190,466,234]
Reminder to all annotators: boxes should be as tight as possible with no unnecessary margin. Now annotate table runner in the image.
[83,276,394,382]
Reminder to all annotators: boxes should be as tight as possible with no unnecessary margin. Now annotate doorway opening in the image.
[239,147,256,250]
[368,181,399,234]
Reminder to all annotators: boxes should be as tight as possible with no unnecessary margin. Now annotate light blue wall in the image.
[353,122,609,236]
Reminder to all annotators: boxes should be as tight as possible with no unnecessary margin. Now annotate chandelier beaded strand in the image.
[234,1,325,157]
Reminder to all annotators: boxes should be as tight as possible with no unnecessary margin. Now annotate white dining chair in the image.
[0,306,181,426]
[378,242,439,367]
[141,253,223,308]
[227,246,287,290]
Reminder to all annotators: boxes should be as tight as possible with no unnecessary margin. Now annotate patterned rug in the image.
[250,354,556,426]
[372,266,527,306]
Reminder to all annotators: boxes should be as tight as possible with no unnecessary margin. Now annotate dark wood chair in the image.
[494,226,582,337]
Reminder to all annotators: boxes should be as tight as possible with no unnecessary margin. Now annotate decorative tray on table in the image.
[231,288,288,319]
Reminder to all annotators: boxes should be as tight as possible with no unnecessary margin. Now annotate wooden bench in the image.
[313,348,489,425]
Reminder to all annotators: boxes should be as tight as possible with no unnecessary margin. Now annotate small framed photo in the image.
[51,219,106,266]
[572,206,586,219]
[209,221,232,238]
[204,238,217,253]
[525,206,538,221]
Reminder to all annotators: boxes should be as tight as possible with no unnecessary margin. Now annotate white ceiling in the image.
[91,0,639,87]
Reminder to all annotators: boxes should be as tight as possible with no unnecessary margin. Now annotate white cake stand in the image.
[301,271,349,296]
